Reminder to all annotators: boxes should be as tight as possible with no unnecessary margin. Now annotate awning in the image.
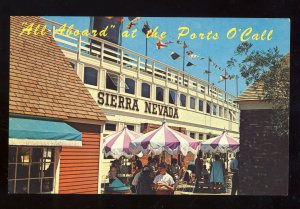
[9,117,82,146]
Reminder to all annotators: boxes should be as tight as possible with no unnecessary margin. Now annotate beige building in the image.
[42,18,240,188]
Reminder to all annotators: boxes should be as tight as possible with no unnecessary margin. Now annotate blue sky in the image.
[44,16,290,96]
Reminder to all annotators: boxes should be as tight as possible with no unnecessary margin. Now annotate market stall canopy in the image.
[129,121,201,156]
[200,131,239,153]
[9,117,82,146]
[103,126,142,159]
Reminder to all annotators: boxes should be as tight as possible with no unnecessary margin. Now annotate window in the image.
[156,86,164,102]
[190,97,195,109]
[229,111,234,121]
[84,67,98,86]
[206,102,211,114]
[180,94,186,107]
[198,133,203,140]
[126,124,135,131]
[105,123,117,131]
[198,100,203,112]
[169,89,177,105]
[207,134,213,140]
[219,106,223,117]
[70,62,75,69]
[213,104,217,115]
[8,147,56,194]
[125,78,135,95]
[224,108,228,119]
[190,132,195,139]
[141,82,150,98]
[106,72,119,91]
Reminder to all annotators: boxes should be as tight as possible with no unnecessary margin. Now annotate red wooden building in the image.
[9,16,107,194]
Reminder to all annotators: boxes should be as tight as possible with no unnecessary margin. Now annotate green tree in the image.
[229,42,289,137]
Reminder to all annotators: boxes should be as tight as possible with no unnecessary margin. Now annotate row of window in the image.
[8,147,55,194]
[82,67,237,120]
[105,124,219,141]
[189,132,219,140]
[105,123,135,132]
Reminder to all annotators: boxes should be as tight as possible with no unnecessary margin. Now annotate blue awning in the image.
[9,117,82,146]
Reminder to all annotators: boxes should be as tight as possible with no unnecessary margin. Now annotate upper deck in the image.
[42,18,238,107]
[41,18,239,136]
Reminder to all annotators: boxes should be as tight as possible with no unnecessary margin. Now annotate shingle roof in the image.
[235,81,265,102]
[235,53,290,102]
[9,16,107,123]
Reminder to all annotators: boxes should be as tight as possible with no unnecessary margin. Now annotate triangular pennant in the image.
[156,41,167,50]
[228,75,236,80]
[170,52,181,60]
[183,41,188,48]
[126,21,137,29]
[186,62,196,67]
[189,54,199,59]
[218,75,225,83]
[186,50,193,55]
[165,41,174,44]
[142,22,151,35]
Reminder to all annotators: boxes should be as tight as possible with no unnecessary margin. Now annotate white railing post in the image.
[187,75,190,95]
[177,71,180,90]
[52,25,55,38]
[100,42,104,67]
[165,68,168,86]
[77,34,81,62]
[152,62,155,83]
[120,50,123,74]
[137,56,140,78]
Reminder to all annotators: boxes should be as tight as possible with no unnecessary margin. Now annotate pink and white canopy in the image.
[103,127,142,159]
[200,131,239,153]
[129,122,201,156]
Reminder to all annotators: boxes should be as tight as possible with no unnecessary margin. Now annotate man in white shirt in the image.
[153,163,175,195]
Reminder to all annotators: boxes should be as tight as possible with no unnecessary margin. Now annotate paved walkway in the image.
[174,184,231,195]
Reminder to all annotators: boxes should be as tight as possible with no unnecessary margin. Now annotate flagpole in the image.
[225,68,227,101]
[236,75,239,97]
[145,37,148,70]
[183,46,185,85]
[208,57,211,95]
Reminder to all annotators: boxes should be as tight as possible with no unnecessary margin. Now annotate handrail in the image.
[41,17,238,106]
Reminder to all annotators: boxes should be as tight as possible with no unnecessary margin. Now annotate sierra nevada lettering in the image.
[98,91,179,119]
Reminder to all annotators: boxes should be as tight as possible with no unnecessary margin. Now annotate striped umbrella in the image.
[103,127,142,159]
[129,122,201,156]
[200,131,239,153]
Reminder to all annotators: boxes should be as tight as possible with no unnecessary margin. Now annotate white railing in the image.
[41,17,238,108]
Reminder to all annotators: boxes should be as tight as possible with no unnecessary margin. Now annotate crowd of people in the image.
[106,152,239,195]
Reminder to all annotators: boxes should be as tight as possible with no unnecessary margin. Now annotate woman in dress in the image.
[210,154,225,193]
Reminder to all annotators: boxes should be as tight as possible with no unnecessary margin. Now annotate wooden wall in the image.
[59,123,101,194]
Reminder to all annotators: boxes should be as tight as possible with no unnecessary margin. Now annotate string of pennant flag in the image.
[106,17,239,83]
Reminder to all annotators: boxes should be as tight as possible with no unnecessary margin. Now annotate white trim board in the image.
[9,138,82,147]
